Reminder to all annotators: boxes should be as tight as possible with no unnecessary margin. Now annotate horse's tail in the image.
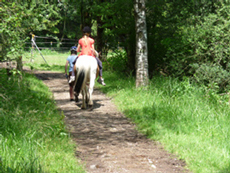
[74,70,85,93]
[73,55,97,95]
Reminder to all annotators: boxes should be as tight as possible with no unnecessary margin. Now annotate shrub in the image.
[163,4,230,93]
[104,50,127,74]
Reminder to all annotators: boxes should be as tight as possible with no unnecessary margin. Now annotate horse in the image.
[73,55,98,109]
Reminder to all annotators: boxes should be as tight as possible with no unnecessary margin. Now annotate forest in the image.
[2,1,230,173]
[2,0,230,92]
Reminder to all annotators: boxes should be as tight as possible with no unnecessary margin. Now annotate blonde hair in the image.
[83,33,90,46]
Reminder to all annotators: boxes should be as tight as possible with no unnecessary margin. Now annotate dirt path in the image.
[33,70,190,173]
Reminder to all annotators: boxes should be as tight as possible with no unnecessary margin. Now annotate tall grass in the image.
[98,72,230,173]
[0,69,85,173]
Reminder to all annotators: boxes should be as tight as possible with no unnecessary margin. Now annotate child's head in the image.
[70,46,77,54]
[83,26,91,36]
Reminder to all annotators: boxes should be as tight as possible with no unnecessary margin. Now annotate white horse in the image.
[74,55,98,109]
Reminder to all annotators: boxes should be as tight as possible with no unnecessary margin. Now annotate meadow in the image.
[1,50,230,172]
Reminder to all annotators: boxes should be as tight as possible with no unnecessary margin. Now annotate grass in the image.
[0,68,85,172]
[23,49,68,72]
[97,72,230,173]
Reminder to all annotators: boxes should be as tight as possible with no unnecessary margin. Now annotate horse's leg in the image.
[88,71,96,107]
[85,85,89,105]
[81,88,87,109]
[73,66,79,102]
[74,92,79,102]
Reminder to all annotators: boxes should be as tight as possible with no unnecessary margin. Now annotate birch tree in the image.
[134,0,149,87]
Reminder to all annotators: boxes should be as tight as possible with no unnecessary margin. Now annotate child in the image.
[65,46,78,101]
[68,26,106,86]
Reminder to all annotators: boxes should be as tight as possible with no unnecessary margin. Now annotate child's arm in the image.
[65,60,69,78]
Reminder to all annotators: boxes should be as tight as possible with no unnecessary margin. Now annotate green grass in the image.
[23,50,68,72]
[97,72,230,173]
[0,69,85,173]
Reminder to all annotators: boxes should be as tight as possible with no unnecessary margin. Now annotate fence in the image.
[25,35,77,52]
[26,34,78,64]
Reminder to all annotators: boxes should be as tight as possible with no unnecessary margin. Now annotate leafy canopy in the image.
[0,2,61,61]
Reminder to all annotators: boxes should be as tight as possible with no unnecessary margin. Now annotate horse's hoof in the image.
[81,105,86,109]
[88,105,93,111]
[75,97,79,102]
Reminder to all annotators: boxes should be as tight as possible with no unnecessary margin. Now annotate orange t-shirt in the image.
[78,37,95,56]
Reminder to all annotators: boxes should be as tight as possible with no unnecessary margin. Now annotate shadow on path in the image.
[33,70,191,173]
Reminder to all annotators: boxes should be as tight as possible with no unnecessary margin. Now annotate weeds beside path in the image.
[33,69,190,173]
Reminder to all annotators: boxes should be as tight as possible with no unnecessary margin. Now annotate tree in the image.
[134,0,149,87]
[0,2,61,61]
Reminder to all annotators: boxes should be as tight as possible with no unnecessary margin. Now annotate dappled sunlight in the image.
[37,69,190,173]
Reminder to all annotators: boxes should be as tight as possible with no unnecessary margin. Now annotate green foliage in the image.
[105,50,128,74]
[192,63,230,91]
[3,0,230,92]
[0,69,85,173]
[54,1,81,39]
[95,0,135,49]
[148,1,230,92]
[0,2,61,61]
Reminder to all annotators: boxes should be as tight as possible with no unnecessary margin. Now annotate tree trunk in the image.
[80,0,92,29]
[125,44,136,75]
[96,16,105,60]
[134,0,149,87]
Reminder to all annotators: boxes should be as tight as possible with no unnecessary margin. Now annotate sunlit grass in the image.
[0,69,85,173]
[98,72,230,173]
[23,50,68,72]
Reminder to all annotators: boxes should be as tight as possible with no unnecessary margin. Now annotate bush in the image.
[163,4,230,93]
[192,63,230,92]
[104,50,127,74]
